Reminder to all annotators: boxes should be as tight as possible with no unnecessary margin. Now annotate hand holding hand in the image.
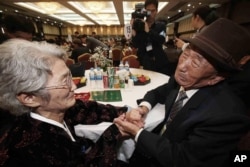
[126,106,148,127]
[114,114,131,139]
[114,115,142,137]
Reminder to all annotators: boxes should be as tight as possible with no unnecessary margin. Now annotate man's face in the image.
[38,59,77,113]
[81,37,87,44]
[145,4,157,21]
[191,15,200,30]
[174,46,221,90]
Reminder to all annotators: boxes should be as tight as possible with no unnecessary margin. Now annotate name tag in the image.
[146,44,152,51]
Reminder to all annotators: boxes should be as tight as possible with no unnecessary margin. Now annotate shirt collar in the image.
[180,87,198,99]
[30,112,64,129]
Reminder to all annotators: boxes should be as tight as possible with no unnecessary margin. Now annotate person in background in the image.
[175,5,219,51]
[108,37,123,50]
[131,0,170,75]
[0,14,36,136]
[228,55,250,113]
[163,39,182,75]
[0,14,35,43]
[115,18,250,167]
[0,39,132,167]
[86,36,109,54]
[70,38,90,63]
[79,34,88,47]
[228,55,250,151]
[74,31,80,39]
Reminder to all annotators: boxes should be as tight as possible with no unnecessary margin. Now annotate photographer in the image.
[131,0,170,75]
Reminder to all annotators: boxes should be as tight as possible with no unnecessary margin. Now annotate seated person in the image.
[0,14,36,135]
[70,38,90,63]
[163,39,182,75]
[0,39,133,167]
[115,18,250,167]
[0,14,35,43]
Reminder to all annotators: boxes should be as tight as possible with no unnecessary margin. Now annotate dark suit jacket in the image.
[132,77,250,167]
[227,61,250,113]
[132,21,170,75]
[86,37,109,53]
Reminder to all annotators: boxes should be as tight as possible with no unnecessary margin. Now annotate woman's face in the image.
[38,59,77,114]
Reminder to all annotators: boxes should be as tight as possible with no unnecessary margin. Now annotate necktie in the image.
[166,90,187,126]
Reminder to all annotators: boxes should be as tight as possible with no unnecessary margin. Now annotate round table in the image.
[75,68,169,107]
[74,68,170,162]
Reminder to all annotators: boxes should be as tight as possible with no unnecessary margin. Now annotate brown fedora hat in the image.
[185,18,250,72]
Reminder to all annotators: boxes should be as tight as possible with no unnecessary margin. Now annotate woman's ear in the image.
[16,93,41,108]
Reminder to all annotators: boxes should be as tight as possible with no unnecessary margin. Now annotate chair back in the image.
[83,61,95,70]
[77,53,95,70]
[112,48,122,66]
[66,58,75,67]
[122,55,140,68]
[78,53,92,62]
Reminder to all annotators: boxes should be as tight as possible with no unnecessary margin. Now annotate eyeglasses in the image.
[41,73,73,91]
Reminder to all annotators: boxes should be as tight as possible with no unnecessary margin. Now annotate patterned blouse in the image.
[0,100,128,167]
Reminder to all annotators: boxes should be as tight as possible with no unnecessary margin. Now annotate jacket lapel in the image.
[166,84,222,133]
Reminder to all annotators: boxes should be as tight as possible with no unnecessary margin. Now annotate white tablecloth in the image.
[74,68,169,162]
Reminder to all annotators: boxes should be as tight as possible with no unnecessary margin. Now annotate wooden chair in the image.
[121,55,140,68]
[112,48,122,66]
[77,53,95,70]
[66,58,75,67]
[77,53,92,62]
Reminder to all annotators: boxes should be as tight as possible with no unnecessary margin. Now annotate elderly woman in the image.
[0,39,128,167]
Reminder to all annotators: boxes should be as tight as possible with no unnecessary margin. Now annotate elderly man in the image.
[0,39,129,166]
[115,18,250,167]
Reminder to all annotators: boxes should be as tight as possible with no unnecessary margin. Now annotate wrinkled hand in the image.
[114,114,131,139]
[114,115,142,137]
[126,107,148,128]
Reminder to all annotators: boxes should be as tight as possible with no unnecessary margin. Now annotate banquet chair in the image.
[112,48,122,66]
[77,53,95,70]
[66,58,75,67]
[121,55,140,68]
[78,53,92,62]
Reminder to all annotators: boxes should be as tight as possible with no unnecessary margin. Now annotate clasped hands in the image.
[114,106,149,139]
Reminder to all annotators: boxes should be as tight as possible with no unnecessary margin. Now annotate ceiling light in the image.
[86,2,105,12]
[36,2,61,14]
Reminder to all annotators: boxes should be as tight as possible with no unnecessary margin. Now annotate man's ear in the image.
[208,75,225,86]
[16,93,41,108]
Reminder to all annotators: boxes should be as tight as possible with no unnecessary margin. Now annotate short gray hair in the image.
[0,39,67,115]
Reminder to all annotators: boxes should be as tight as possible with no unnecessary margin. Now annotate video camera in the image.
[131,3,151,32]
